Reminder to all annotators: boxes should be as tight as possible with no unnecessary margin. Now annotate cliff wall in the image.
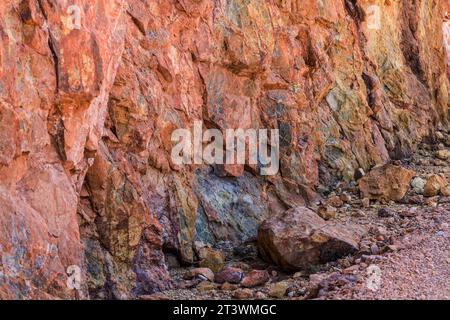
[0,0,448,299]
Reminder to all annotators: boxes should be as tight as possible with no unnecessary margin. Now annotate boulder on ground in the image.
[258,207,363,271]
[359,164,415,201]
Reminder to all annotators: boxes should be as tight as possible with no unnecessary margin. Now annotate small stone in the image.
[184,268,215,282]
[241,270,270,288]
[361,198,370,208]
[255,292,267,300]
[318,205,337,220]
[411,177,426,194]
[214,267,244,284]
[340,193,352,203]
[268,281,290,298]
[342,265,360,274]
[220,282,239,291]
[338,258,351,268]
[424,174,448,197]
[326,195,344,208]
[139,293,170,300]
[378,208,394,218]
[196,281,216,292]
[399,209,417,218]
[352,210,366,217]
[307,274,327,297]
[386,245,398,252]
[436,131,444,140]
[233,288,254,300]
[198,247,225,272]
[425,197,438,207]
[370,244,380,255]
[436,149,450,160]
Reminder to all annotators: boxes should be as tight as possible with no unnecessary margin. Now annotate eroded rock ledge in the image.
[0,0,448,299]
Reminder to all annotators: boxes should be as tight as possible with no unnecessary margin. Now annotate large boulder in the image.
[257,207,363,271]
[358,165,415,202]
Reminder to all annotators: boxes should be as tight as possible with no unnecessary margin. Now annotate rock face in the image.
[258,207,362,271]
[444,2,450,73]
[358,165,416,202]
[0,0,449,299]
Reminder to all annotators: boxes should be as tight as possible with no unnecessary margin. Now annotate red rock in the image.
[233,288,254,300]
[241,270,270,288]
[214,267,244,284]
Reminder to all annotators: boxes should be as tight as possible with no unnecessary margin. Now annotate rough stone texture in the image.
[241,270,270,288]
[445,1,450,73]
[258,207,363,271]
[0,0,449,299]
[359,164,416,201]
[423,174,449,197]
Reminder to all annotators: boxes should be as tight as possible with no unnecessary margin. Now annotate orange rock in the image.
[424,174,449,197]
[359,165,416,202]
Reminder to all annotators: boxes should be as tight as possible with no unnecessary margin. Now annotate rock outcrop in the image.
[0,0,449,299]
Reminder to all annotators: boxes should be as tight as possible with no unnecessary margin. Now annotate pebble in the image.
[220,282,239,291]
[241,270,270,288]
[268,281,290,298]
[370,244,380,255]
[361,198,370,208]
[214,267,244,284]
[233,288,254,300]
[378,208,394,218]
[184,268,215,282]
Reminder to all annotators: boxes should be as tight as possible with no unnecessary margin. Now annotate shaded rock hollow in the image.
[0,0,449,299]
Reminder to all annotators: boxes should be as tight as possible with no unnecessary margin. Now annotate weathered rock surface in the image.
[258,207,363,271]
[0,0,449,299]
[214,267,244,284]
[424,174,449,197]
[241,270,270,288]
[359,165,416,201]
